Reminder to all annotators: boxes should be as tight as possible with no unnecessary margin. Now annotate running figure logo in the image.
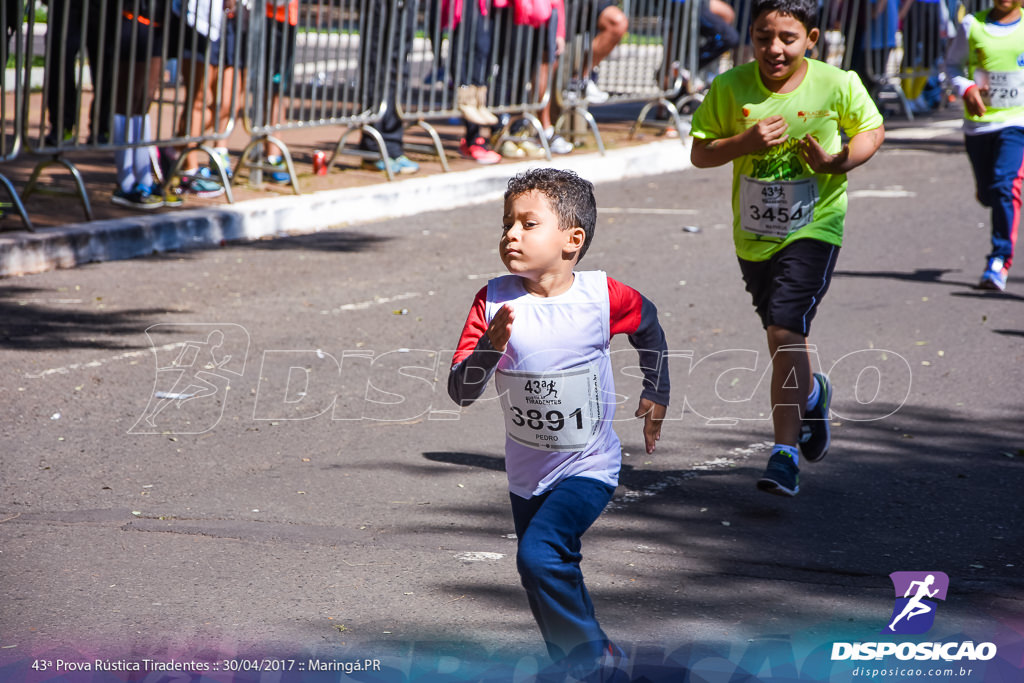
[129,324,250,435]
[882,571,949,635]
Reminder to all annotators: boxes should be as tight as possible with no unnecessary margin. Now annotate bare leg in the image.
[591,6,627,69]
[766,325,810,448]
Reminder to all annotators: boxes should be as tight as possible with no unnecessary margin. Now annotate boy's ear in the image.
[807,26,820,48]
[564,226,586,257]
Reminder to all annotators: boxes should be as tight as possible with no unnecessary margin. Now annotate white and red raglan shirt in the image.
[448,271,670,499]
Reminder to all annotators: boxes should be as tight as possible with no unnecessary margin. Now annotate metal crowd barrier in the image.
[394,0,560,165]
[0,0,982,231]
[240,0,389,187]
[554,0,702,153]
[17,0,244,215]
[1,0,32,231]
[728,0,954,120]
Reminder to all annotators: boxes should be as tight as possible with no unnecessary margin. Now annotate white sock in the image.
[113,115,134,193]
[806,376,821,412]
[131,115,153,190]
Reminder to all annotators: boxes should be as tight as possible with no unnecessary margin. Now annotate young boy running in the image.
[946,0,1023,291]
[448,168,670,678]
[689,0,884,496]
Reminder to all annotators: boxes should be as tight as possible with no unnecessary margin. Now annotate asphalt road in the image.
[1,115,1022,682]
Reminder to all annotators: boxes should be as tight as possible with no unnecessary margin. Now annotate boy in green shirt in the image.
[689,0,885,496]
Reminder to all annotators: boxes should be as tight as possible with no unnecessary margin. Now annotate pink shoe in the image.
[459,137,501,165]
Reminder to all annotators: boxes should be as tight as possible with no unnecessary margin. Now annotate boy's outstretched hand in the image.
[487,304,515,352]
[635,398,667,454]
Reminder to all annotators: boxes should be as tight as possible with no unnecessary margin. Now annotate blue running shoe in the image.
[799,372,832,462]
[268,160,291,184]
[757,450,800,497]
[362,155,420,175]
[978,257,1008,291]
[180,169,225,198]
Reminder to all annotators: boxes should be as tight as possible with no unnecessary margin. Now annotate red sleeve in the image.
[452,286,489,365]
[608,277,643,336]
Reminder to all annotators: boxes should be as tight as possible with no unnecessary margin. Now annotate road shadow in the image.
[0,284,170,351]
[834,268,1024,302]
[414,403,1024,648]
[950,289,1024,303]
[832,268,968,287]
[241,230,393,253]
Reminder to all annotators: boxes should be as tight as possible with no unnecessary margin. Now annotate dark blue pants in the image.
[964,126,1024,270]
[698,3,739,70]
[359,0,415,157]
[510,476,616,667]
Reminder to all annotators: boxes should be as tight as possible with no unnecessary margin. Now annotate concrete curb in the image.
[0,138,692,278]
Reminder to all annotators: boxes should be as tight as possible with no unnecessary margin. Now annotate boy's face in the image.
[750,11,819,89]
[990,0,1021,15]
[500,190,581,281]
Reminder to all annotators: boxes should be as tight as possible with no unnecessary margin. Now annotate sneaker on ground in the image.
[146,185,184,208]
[978,257,1008,291]
[585,79,610,104]
[757,451,800,497]
[112,186,164,210]
[517,139,547,159]
[180,169,226,198]
[499,140,526,158]
[459,137,501,165]
[799,372,832,462]
[268,160,291,184]
[362,155,420,175]
[547,133,574,155]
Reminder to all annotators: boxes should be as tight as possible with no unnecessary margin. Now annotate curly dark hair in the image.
[504,168,597,264]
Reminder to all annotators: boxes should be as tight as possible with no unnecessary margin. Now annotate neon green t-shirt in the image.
[690,59,883,262]
[966,9,1024,125]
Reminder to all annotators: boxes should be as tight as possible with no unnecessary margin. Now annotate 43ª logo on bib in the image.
[496,365,603,451]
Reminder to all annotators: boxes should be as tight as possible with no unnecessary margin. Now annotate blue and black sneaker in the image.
[757,450,800,497]
[799,372,832,463]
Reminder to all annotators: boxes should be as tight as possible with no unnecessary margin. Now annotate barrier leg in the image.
[0,174,34,232]
[197,143,235,204]
[554,106,605,156]
[23,157,93,223]
[631,98,686,142]
[405,120,450,173]
[236,134,301,193]
[328,124,399,182]
[234,139,262,187]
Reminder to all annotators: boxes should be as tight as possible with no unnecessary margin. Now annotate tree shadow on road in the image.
[833,268,968,287]
[413,402,1024,651]
[0,284,170,351]
[239,230,393,253]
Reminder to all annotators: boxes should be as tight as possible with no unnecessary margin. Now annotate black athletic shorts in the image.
[737,238,840,336]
